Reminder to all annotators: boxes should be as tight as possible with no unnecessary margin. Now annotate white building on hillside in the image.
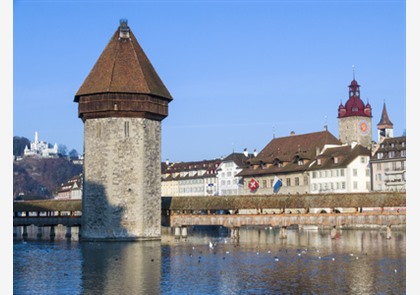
[24,131,59,158]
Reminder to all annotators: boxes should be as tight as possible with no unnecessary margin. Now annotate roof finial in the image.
[324,115,328,131]
[352,65,355,80]
[119,18,130,39]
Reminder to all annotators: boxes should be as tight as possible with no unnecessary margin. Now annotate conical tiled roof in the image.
[74,21,172,102]
[377,102,393,127]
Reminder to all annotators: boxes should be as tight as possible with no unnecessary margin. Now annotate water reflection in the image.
[13,226,406,294]
[81,241,161,294]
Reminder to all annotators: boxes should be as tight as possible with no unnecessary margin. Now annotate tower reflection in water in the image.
[81,240,161,294]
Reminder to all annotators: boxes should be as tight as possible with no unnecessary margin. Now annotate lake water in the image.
[13,226,406,294]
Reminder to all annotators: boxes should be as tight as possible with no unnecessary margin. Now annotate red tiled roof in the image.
[251,130,341,163]
[238,130,342,176]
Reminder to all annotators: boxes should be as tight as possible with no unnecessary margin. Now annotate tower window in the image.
[124,121,129,137]
[96,123,101,138]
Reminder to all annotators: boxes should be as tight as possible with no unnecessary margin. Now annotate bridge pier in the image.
[231,227,240,243]
[50,225,55,239]
[386,225,392,239]
[37,226,43,238]
[280,226,287,239]
[331,226,337,239]
[13,226,18,238]
[174,227,181,239]
[65,225,72,239]
[181,226,188,240]
[22,226,28,238]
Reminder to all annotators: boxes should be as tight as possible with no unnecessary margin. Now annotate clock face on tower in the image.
[359,120,369,136]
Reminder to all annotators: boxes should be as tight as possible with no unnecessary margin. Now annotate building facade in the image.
[308,142,371,194]
[217,151,255,196]
[237,131,342,195]
[54,174,83,200]
[161,159,221,197]
[370,103,406,192]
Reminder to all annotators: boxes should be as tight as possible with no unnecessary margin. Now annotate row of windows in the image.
[375,173,406,182]
[219,172,233,177]
[313,181,370,191]
[220,179,241,186]
[179,179,204,185]
[375,161,406,171]
[313,169,345,178]
[244,176,309,188]
[376,150,406,159]
[179,187,205,193]
[313,182,346,191]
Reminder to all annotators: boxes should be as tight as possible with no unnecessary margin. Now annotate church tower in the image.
[377,102,394,142]
[74,20,173,241]
[337,75,372,148]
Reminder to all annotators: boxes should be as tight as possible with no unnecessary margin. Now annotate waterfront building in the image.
[24,131,59,158]
[307,142,371,194]
[370,136,406,192]
[370,103,406,192]
[54,173,83,200]
[337,77,373,148]
[74,19,172,240]
[217,150,255,196]
[161,159,221,197]
[237,130,341,195]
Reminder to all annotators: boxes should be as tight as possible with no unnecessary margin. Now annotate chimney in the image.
[290,131,295,136]
[243,148,248,157]
[254,149,258,157]
[119,19,130,39]
[166,159,169,165]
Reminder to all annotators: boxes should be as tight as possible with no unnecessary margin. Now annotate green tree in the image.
[69,149,79,158]
[13,136,30,157]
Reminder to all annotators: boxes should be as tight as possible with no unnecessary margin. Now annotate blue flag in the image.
[273,176,282,193]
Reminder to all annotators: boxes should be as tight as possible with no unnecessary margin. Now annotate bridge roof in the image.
[13,199,82,212]
[162,192,405,210]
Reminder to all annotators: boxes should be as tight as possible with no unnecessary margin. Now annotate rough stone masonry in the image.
[74,19,172,240]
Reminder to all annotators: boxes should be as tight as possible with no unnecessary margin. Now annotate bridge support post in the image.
[174,227,181,239]
[50,226,56,239]
[331,226,337,239]
[181,226,188,240]
[37,226,43,238]
[22,226,28,238]
[231,227,240,243]
[386,225,392,239]
[13,227,18,238]
[65,226,72,239]
[280,226,287,239]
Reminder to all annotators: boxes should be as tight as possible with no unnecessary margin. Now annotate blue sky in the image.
[13,0,406,162]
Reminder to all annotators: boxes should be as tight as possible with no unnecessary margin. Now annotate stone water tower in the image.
[74,19,172,240]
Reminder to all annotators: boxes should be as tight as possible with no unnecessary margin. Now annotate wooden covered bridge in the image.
[13,192,406,239]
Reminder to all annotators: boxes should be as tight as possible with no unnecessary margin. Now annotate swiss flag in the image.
[248,178,259,192]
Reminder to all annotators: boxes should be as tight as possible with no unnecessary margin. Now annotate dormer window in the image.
[334,157,339,164]
[317,159,321,165]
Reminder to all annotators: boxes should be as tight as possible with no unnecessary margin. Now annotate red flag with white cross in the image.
[248,178,259,192]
